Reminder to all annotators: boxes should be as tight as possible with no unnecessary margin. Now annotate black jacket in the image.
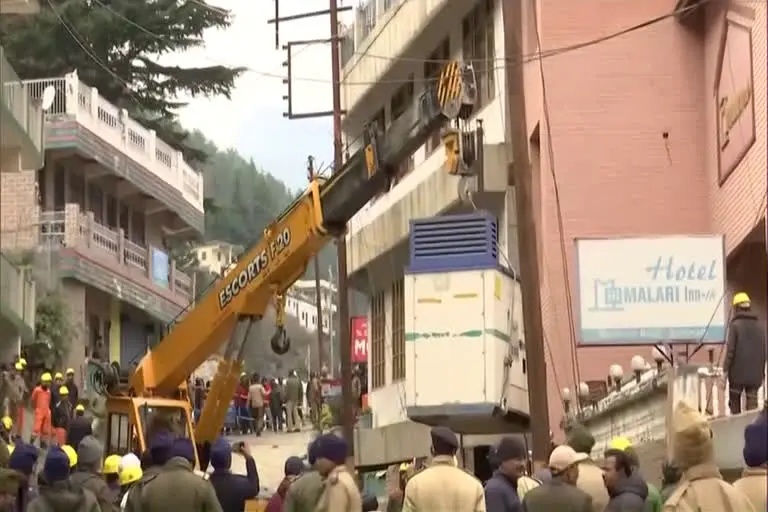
[604,473,648,512]
[484,471,523,512]
[51,400,71,429]
[208,455,260,512]
[725,311,767,387]
[66,415,93,448]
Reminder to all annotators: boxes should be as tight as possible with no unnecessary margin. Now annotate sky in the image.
[172,0,354,190]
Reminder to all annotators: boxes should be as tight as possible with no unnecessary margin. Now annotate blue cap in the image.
[170,438,196,463]
[210,438,232,470]
[43,447,70,482]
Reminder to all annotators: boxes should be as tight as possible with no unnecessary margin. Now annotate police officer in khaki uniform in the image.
[313,434,360,512]
[663,401,755,512]
[402,427,485,512]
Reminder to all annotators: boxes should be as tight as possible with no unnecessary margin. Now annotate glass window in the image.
[107,413,131,455]
[87,182,103,222]
[137,404,190,445]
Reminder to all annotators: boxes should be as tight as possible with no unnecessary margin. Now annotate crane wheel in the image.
[270,327,291,355]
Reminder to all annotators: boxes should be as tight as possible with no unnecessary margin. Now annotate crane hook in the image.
[270,326,291,355]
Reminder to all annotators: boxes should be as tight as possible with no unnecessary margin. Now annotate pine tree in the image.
[0,0,245,162]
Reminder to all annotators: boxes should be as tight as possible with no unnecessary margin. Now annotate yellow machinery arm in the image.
[128,60,477,442]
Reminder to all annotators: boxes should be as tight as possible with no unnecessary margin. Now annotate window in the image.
[107,413,131,455]
[370,291,386,389]
[462,0,496,110]
[391,279,405,381]
[390,76,414,123]
[131,210,145,245]
[424,38,451,155]
[87,182,103,222]
[53,164,66,210]
[201,251,207,261]
[106,194,118,229]
[120,203,130,235]
[70,171,85,209]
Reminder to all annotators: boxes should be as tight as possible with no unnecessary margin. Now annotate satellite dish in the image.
[41,86,56,112]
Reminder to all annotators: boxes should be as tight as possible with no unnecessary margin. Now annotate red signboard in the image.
[350,316,368,364]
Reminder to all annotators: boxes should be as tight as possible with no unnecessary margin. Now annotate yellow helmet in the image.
[103,454,121,475]
[7,444,14,456]
[609,436,632,451]
[1,416,12,431]
[65,368,75,376]
[62,445,78,467]
[54,372,64,380]
[18,358,26,368]
[75,404,85,413]
[58,386,69,396]
[517,475,541,498]
[119,465,143,486]
[13,362,24,371]
[40,372,52,383]
[732,292,750,307]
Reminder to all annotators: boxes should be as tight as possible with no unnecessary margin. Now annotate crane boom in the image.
[129,60,477,397]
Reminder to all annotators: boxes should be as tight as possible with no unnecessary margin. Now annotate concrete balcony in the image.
[0,46,44,172]
[0,0,39,14]
[346,139,507,277]
[24,73,204,234]
[39,204,194,323]
[341,0,477,124]
[0,252,36,349]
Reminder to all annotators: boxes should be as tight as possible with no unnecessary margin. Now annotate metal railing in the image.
[0,252,36,332]
[23,73,203,213]
[39,206,193,302]
[0,45,44,158]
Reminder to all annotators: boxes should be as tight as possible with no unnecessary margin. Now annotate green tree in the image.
[0,0,244,161]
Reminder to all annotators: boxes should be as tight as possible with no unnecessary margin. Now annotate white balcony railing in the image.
[0,46,44,162]
[23,73,203,214]
[39,205,193,304]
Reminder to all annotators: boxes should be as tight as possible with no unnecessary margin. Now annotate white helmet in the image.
[119,453,141,472]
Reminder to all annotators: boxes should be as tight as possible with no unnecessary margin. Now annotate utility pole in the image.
[328,0,355,468]
[307,156,326,373]
[268,0,355,463]
[503,0,550,467]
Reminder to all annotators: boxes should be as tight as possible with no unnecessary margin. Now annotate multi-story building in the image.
[1,70,204,375]
[286,279,337,335]
[193,241,243,277]
[0,0,42,359]
[341,0,766,463]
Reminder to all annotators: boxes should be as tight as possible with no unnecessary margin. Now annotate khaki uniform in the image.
[314,466,361,512]
[284,471,324,512]
[138,458,222,512]
[402,455,485,512]
[575,459,609,512]
[664,401,755,512]
[732,467,767,512]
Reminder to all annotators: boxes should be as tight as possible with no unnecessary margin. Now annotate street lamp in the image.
[651,346,666,373]
[562,387,572,414]
[631,355,646,384]
[609,364,624,391]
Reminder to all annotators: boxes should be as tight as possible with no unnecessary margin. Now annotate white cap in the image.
[119,453,141,472]
[548,445,588,473]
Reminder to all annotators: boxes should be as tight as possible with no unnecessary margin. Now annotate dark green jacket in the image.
[70,469,118,512]
[283,470,324,512]
[138,458,222,512]
[522,479,593,512]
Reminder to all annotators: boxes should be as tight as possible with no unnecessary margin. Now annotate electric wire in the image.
[529,0,581,389]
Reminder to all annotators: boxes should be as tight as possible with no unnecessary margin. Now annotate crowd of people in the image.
[379,401,767,512]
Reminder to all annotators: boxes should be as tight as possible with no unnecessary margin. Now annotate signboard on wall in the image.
[151,248,169,288]
[350,316,368,363]
[715,9,755,183]
[575,235,726,346]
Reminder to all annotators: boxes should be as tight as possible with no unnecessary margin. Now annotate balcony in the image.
[39,204,194,323]
[341,0,474,123]
[0,0,40,14]
[24,72,204,233]
[0,46,44,172]
[0,252,36,347]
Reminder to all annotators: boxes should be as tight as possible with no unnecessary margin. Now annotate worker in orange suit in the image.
[30,372,53,447]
